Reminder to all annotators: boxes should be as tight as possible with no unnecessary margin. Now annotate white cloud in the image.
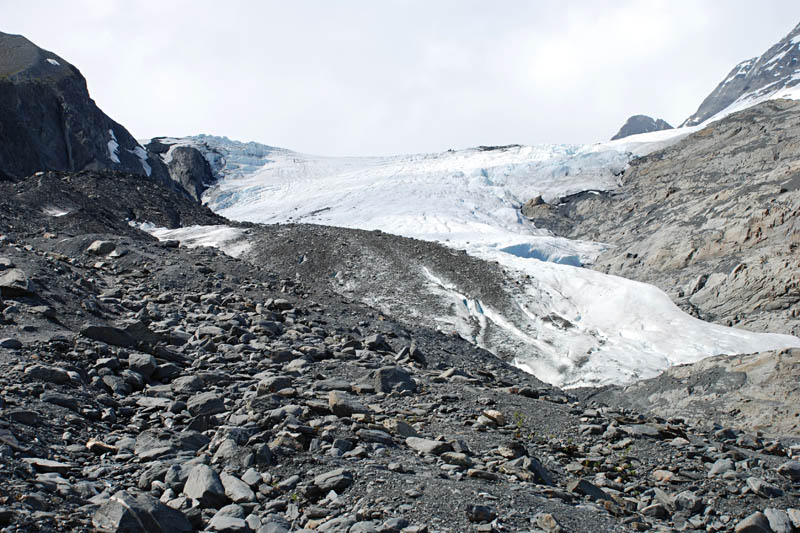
[2,0,799,155]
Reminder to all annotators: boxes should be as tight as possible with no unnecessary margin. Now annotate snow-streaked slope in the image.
[704,83,800,126]
[148,132,800,387]
[682,21,800,127]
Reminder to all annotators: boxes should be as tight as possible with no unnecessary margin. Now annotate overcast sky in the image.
[3,1,800,155]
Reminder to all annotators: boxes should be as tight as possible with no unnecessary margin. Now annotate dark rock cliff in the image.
[0,32,208,201]
[610,115,672,141]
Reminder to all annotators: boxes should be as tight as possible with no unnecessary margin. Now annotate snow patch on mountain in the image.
[107,129,120,164]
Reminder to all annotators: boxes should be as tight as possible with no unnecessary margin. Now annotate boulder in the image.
[313,468,353,492]
[405,437,452,455]
[328,390,369,418]
[187,392,226,417]
[87,240,115,255]
[0,269,34,297]
[183,464,226,508]
[92,490,192,533]
[81,324,135,348]
[367,366,416,394]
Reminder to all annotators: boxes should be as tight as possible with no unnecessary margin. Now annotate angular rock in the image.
[674,490,703,514]
[22,458,72,474]
[501,456,553,485]
[7,409,39,425]
[129,352,157,378]
[441,452,473,468]
[364,333,392,352]
[92,490,192,533]
[405,437,452,455]
[566,478,611,501]
[746,476,783,498]
[187,392,225,417]
[734,511,772,533]
[764,508,794,533]
[777,460,800,481]
[313,468,353,492]
[708,458,734,477]
[24,364,70,384]
[257,376,293,395]
[367,366,416,394]
[220,472,256,503]
[183,464,227,508]
[328,390,369,418]
[81,324,136,348]
[208,515,249,533]
[534,513,565,533]
[86,438,118,455]
[0,338,22,349]
[0,269,34,297]
[465,504,496,523]
[87,240,116,255]
[356,429,393,445]
[41,391,78,410]
[382,418,419,438]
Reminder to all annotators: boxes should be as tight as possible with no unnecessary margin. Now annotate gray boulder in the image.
[188,392,226,417]
[87,240,115,255]
[0,269,33,297]
[367,366,416,394]
[328,390,369,418]
[183,464,227,508]
[92,490,192,532]
[405,437,452,455]
[313,468,353,492]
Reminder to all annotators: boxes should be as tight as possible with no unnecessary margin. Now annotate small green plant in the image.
[512,410,525,438]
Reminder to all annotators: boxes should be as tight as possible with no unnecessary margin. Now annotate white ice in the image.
[107,129,120,164]
[128,145,152,176]
[132,222,251,258]
[46,58,60,66]
[42,206,70,217]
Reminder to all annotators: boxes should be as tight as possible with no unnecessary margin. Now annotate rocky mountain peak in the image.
[0,32,74,82]
[610,114,673,140]
[682,21,800,127]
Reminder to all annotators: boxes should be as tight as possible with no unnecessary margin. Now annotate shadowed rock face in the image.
[610,115,673,141]
[0,32,200,196]
[163,146,216,202]
[526,99,800,336]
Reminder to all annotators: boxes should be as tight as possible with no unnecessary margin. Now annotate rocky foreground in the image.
[0,171,798,532]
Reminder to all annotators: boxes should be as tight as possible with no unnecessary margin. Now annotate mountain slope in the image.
[682,22,800,126]
[529,99,800,337]
[584,347,800,437]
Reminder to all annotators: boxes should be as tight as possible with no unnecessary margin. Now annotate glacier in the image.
[146,128,800,388]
